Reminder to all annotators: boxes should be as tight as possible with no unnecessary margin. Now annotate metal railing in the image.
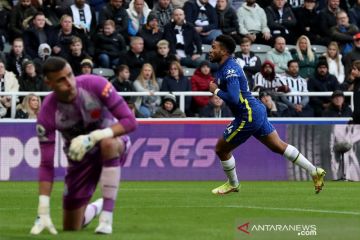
[0,91,354,118]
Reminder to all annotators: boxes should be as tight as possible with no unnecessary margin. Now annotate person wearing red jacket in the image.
[191,60,214,114]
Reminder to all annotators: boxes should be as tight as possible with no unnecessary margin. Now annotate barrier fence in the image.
[0,91,355,118]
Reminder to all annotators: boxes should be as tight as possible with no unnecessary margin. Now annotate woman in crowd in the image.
[15,93,41,119]
[323,41,345,83]
[133,63,161,117]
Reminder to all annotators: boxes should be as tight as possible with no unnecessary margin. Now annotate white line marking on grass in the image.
[1,205,358,216]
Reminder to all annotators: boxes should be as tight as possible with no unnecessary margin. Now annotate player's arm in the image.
[210,76,241,105]
[69,78,137,161]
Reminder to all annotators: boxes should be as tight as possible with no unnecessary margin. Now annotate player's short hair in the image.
[215,34,236,54]
[42,57,68,76]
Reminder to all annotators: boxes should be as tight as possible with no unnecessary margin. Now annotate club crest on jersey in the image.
[226,69,238,78]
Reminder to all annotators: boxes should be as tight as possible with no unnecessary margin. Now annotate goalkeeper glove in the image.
[30,195,58,235]
[69,128,114,161]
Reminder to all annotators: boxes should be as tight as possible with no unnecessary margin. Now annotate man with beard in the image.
[253,60,288,93]
[308,58,340,117]
[207,34,325,195]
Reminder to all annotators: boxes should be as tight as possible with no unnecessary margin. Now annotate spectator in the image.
[265,0,297,44]
[110,64,134,102]
[67,36,92,76]
[15,93,41,119]
[9,0,37,39]
[280,60,314,117]
[0,3,10,48]
[216,0,241,44]
[51,14,93,58]
[152,93,186,118]
[253,60,288,92]
[293,0,322,44]
[343,33,360,79]
[183,0,222,44]
[237,0,271,44]
[234,37,262,90]
[118,36,150,81]
[95,19,126,68]
[349,0,360,30]
[0,61,20,117]
[163,8,203,68]
[322,90,352,117]
[265,36,293,74]
[33,43,52,74]
[19,60,48,92]
[190,60,214,113]
[66,0,97,35]
[259,90,289,117]
[22,12,54,59]
[98,0,129,37]
[331,10,358,56]
[152,0,174,32]
[308,58,340,116]
[149,39,177,81]
[323,41,345,84]
[318,0,342,45]
[80,58,94,74]
[161,60,191,112]
[290,35,318,79]
[127,0,151,36]
[346,60,360,123]
[6,38,31,79]
[199,94,233,117]
[133,63,161,117]
[137,11,163,54]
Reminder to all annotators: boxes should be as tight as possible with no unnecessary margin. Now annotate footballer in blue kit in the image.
[208,35,326,195]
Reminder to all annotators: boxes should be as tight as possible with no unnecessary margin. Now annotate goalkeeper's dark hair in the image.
[215,34,236,55]
[43,57,68,76]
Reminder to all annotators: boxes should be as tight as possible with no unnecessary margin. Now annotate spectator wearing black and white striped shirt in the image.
[280,59,314,117]
[253,60,288,92]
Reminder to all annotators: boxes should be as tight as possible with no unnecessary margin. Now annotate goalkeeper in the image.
[30,57,137,235]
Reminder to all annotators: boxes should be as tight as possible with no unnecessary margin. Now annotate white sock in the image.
[221,155,239,187]
[283,144,316,174]
[99,210,113,224]
[83,198,103,226]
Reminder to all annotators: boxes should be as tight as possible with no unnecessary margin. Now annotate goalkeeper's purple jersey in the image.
[36,74,137,182]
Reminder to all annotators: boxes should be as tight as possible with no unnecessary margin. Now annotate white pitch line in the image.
[0,205,358,216]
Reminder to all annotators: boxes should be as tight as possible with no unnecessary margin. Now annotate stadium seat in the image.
[312,45,327,56]
[285,45,296,52]
[202,44,212,53]
[93,68,115,78]
[250,44,272,53]
[183,67,196,77]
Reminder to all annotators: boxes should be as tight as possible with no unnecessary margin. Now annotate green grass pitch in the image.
[0,181,359,240]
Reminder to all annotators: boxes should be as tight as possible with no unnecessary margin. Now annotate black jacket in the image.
[95,31,126,58]
[216,5,239,35]
[98,3,128,35]
[183,0,219,32]
[118,50,150,81]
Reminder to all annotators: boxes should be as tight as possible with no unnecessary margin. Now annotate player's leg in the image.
[212,120,252,195]
[63,206,87,230]
[95,137,125,234]
[258,130,326,193]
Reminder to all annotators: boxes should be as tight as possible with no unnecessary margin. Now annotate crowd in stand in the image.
[0,0,360,119]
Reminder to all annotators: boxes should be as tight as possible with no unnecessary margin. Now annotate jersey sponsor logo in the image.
[226,69,238,79]
[101,82,113,97]
[36,124,48,141]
